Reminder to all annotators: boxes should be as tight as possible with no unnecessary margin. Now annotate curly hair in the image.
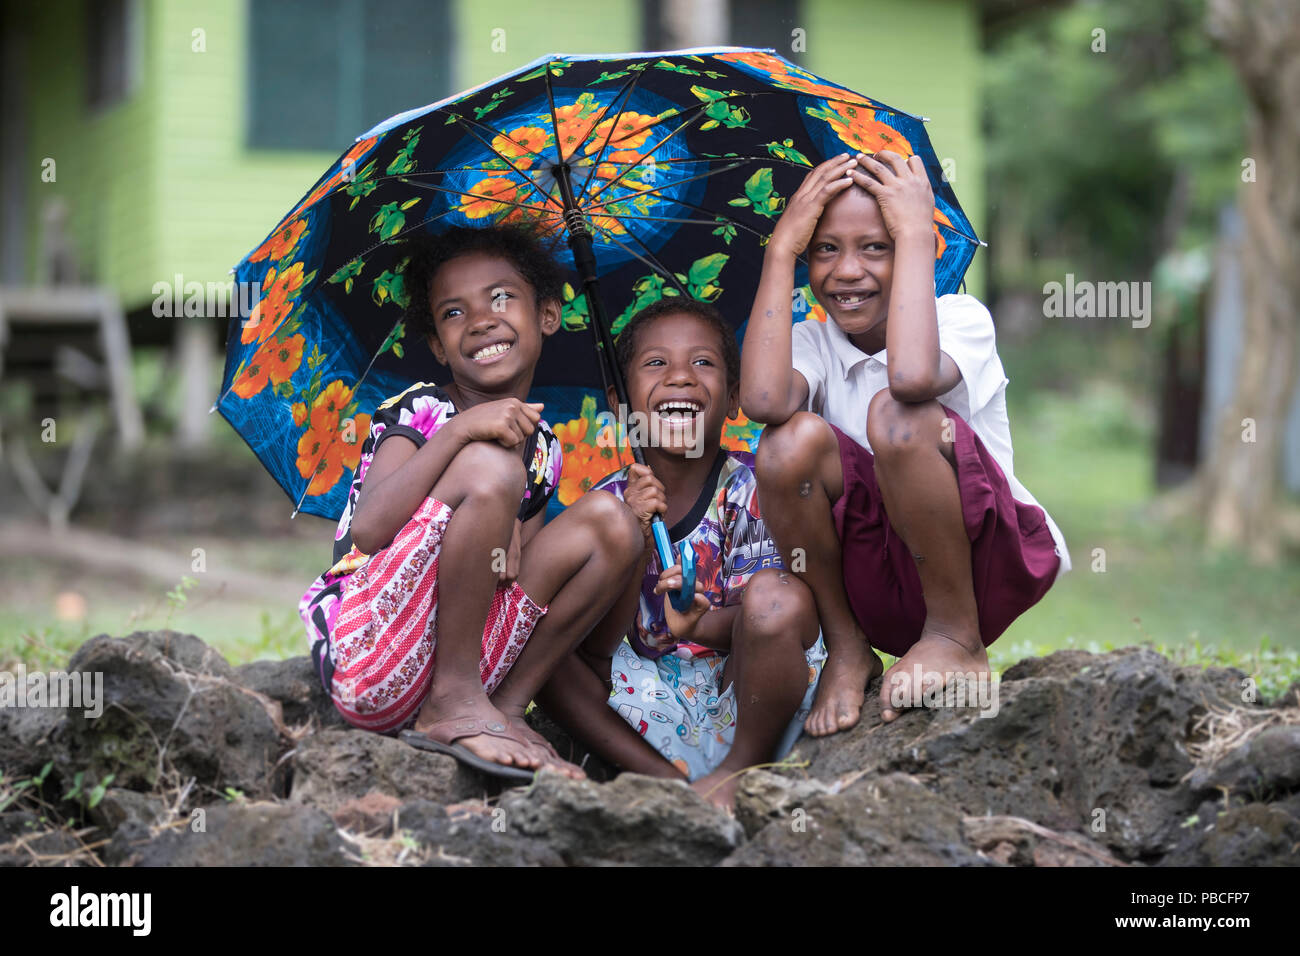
[615,296,740,388]
[401,224,566,341]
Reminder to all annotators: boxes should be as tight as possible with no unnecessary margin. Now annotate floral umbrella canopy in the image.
[219,47,980,522]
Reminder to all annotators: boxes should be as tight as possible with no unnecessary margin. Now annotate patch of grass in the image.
[999,379,1300,654]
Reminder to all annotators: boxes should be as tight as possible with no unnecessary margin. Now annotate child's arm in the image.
[349,398,542,555]
[740,153,860,425]
[852,151,961,403]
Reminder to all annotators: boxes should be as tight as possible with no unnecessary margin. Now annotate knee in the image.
[755,411,832,488]
[865,392,942,459]
[740,568,817,641]
[572,488,643,558]
[455,440,527,501]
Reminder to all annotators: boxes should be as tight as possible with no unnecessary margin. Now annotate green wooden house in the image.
[0,0,985,445]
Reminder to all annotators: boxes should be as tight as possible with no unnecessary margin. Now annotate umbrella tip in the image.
[920,116,931,123]
[208,402,219,414]
[977,239,989,248]
[290,507,299,520]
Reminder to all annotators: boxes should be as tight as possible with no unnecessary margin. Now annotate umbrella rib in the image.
[575,65,650,201]
[438,107,553,171]
[584,103,716,204]
[585,219,690,298]
[446,114,560,212]
[587,160,746,213]
[394,176,557,214]
[542,58,566,166]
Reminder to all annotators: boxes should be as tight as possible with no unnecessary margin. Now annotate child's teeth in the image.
[474,342,511,360]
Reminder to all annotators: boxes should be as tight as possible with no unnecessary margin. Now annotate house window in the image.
[86,0,141,111]
[247,0,453,152]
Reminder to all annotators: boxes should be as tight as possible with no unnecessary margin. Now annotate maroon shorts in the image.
[830,407,1060,658]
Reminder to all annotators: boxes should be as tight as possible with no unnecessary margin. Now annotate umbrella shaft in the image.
[553,162,646,471]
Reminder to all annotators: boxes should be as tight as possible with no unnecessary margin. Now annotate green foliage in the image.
[984,0,1246,285]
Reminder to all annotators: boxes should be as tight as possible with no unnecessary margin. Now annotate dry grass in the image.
[1185,686,1300,769]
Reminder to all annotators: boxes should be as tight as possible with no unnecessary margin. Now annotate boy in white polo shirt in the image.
[741,150,1070,735]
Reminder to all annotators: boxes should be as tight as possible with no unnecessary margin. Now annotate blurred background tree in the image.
[983,0,1300,565]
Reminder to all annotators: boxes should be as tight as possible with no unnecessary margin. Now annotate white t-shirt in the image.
[791,294,1071,577]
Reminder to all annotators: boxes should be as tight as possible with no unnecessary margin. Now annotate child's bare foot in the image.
[690,769,739,812]
[413,689,544,772]
[804,633,883,736]
[878,627,989,722]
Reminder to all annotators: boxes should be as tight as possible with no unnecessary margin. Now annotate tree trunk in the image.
[1199,0,1300,563]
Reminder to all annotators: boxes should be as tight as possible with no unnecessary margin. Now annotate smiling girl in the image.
[298,224,642,781]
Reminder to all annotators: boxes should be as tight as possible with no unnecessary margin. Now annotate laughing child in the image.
[536,298,827,809]
[298,224,643,780]
[742,151,1070,735]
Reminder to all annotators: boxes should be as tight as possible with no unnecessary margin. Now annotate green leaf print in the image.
[386,127,422,175]
[742,168,786,218]
[328,258,364,294]
[561,281,590,331]
[372,260,409,309]
[687,253,727,301]
[766,139,812,166]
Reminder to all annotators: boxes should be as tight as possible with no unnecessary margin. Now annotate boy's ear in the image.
[539,297,562,337]
[426,329,448,366]
[604,383,620,413]
[726,381,741,422]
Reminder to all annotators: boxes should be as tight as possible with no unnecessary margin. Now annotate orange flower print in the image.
[340,412,371,472]
[249,218,307,264]
[553,95,606,159]
[822,104,913,158]
[585,111,660,158]
[714,50,790,76]
[557,441,598,505]
[713,51,874,107]
[260,333,305,385]
[291,402,308,427]
[460,176,525,219]
[933,208,953,260]
[492,125,549,170]
[242,262,307,345]
[297,423,345,497]
[770,73,872,107]
[553,417,588,453]
[232,353,271,399]
[310,379,355,433]
[342,136,378,168]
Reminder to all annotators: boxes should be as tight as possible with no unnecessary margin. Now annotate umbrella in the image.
[219,46,981,550]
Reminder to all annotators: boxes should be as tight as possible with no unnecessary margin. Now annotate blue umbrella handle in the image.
[651,519,697,613]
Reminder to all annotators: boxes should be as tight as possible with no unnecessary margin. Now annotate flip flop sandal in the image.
[399,717,538,783]
[505,717,587,780]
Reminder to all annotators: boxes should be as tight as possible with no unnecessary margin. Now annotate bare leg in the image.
[490,489,646,776]
[755,412,881,736]
[412,441,543,772]
[533,548,687,779]
[864,392,988,722]
[691,569,820,809]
